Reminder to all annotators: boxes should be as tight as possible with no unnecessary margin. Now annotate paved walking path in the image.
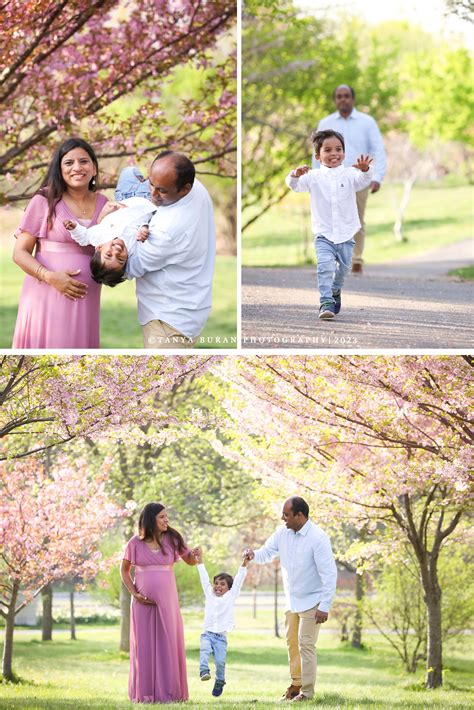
[242,239,474,349]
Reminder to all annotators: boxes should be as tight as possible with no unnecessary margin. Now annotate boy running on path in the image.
[286,129,373,319]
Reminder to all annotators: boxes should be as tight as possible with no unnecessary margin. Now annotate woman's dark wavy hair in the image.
[138,502,187,554]
[38,137,99,230]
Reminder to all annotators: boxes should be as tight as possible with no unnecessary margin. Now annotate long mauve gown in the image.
[123,535,190,704]
[12,192,108,349]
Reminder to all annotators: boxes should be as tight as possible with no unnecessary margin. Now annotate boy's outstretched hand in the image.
[63,219,77,231]
[352,155,373,172]
[291,165,310,178]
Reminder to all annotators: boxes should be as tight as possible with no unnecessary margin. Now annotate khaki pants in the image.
[142,319,197,349]
[353,185,370,266]
[285,605,321,698]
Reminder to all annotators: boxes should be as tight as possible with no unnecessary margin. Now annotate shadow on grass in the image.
[0,699,132,709]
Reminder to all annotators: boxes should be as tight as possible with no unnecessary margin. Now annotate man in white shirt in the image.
[315,85,386,273]
[124,151,216,348]
[243,497,337,703]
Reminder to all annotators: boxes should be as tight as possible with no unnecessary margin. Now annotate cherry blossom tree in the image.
[0,0,236,202]
[216,355,473,689]
[0,354,215,460]
[0,455,128,681]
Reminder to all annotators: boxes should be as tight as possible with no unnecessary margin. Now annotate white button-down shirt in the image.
[198,564,247,633]
[253,520,337,613]
[314,108,386,183]
[125,179,216,338]
[286,164,373,243]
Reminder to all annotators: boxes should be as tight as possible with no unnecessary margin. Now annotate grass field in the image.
[242,184,473,268]
[0,610,472,709]
[0,232,237,349]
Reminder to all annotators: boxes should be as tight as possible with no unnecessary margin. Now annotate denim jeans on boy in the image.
[115,166,151,201]
[315,235,355,306]
[200,631,227,682]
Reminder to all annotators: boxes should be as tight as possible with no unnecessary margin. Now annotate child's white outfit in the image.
[68,196,157,258]
[286,164,373,309]
[197,563,247,688]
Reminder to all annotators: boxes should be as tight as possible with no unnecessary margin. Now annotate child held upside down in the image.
[194,547,248,697]
[285,129,373,319]
[63,196,157,287]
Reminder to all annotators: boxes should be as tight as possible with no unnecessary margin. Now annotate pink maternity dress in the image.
[123,535,190,704]
[12,192,108,349]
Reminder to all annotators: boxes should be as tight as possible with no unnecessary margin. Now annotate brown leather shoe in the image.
[351,262,363,274]
[280,684,302,701]
[291,693,311,702]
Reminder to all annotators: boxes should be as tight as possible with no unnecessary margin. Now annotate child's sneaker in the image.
[332,291,341,314]
[200,670,211,681]
[319,302,335,319]
[212,679,226,697]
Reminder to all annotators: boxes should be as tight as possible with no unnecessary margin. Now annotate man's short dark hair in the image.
[90,251,126,287]
[213,572,234,589]
[152,151,195,191]
[310,129,345,156]
[289,496,309,518]
[333,84,355,99]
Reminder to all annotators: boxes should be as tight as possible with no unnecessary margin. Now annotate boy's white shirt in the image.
[285,164,374,243]
[68,197,158,256]
[197,563,247,633]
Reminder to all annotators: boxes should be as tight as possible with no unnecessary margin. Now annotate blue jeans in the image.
[315,235,354,306]
[200,631,227,682]
[115,166,151,201]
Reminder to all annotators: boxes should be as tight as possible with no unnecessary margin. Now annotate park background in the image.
[0,354,472,708]
[242,0,473,275]
[0,1,237,349]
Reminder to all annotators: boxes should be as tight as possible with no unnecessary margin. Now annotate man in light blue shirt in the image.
[315,85,386,273]
[244,496,337,703]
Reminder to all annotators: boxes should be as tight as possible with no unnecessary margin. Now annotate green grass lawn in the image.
[0,245,236,349]
[0,611,472,709]
[449,264,474,280]
[242,184,473,268]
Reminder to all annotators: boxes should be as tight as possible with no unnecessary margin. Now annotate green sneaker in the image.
[319,302,335,319]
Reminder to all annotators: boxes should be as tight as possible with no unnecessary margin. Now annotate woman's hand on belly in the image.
[45,269,88,300]
[133,591,156,606]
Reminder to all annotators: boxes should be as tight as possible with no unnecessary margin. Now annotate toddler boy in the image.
[286,129,373,319]
[195,548,248,697]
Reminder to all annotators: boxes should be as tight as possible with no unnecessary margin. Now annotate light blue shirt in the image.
[313,108,386,183]
[253,519,337,613]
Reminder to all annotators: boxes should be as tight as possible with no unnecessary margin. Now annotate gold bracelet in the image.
[36,264,46,282]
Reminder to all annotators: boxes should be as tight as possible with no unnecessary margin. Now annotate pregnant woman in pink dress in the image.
[12,137,108,348]
[121,503,198,704]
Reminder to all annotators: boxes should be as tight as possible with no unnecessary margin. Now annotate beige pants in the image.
[285,605,321,698]
[142,319,197,349]
[353,185,370,266]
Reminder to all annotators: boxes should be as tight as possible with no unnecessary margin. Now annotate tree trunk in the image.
[41,584,53,641]
[274,564,280,638]
[70,588,76,641]
[393,176,416,242]
[351,572,364,648]
[2,582,19,681]
[426,589,443,688]
[120,582,131,653]
[253,585,257,619]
